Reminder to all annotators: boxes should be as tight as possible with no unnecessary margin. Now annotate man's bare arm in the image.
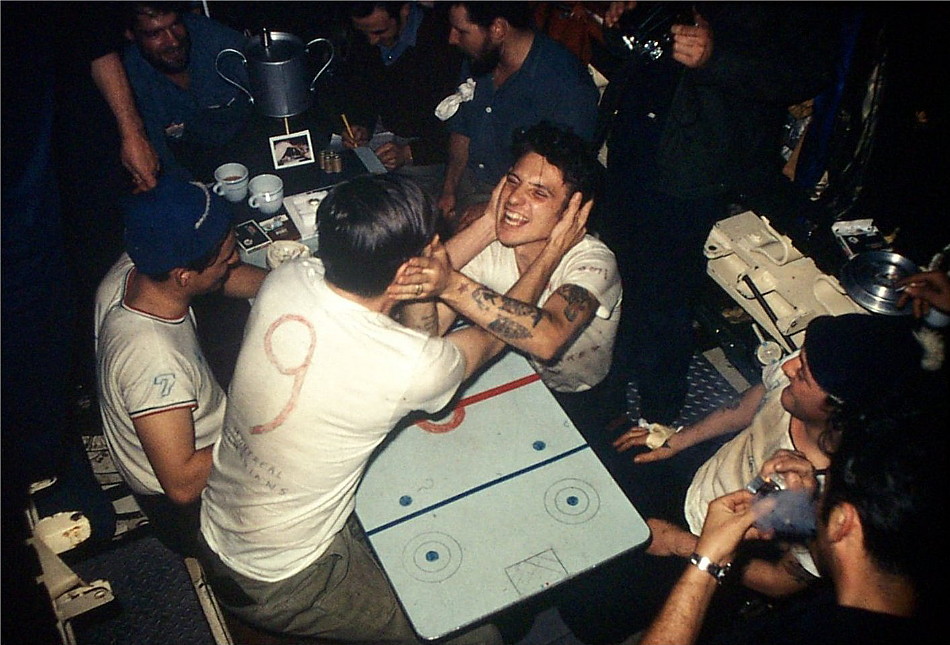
[90,51,160,191]
[222,263,268,300]
[133,407,213,505]
[437,132,470,219]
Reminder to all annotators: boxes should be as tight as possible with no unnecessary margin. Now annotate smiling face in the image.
[496,152,571,253]
[128,10,191,74]
[780,350,834,424]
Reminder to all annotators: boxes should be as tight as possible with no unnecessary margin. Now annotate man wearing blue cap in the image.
[94,176,266,556]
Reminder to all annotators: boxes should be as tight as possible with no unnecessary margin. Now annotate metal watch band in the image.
[688,552,732,583]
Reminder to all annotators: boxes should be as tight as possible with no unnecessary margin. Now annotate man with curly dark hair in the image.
[391,121,623,450]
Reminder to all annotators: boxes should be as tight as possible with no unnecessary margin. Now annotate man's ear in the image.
[399,2,411,23]
[489,17,508,41]
[125,28,135,42]
[826,502,860,544]
[172,267,192,289]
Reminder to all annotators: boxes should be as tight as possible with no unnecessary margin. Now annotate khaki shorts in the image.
[198,515,502,644]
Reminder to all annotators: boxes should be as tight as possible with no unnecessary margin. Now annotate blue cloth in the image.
[123,13,251,179]
[378,2,422,65]
[448,33,599,186]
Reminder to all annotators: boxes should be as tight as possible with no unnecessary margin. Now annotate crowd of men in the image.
[4,2,948,644]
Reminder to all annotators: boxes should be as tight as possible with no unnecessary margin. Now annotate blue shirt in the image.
[448,33,599,185]
[378,2,423,66]
[123,13,251,179]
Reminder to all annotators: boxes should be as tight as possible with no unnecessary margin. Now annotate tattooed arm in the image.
[438,273,597,362]
[438,192,594,360]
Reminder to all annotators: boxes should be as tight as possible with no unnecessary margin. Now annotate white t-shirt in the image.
[684,354,819,577]
[200,258,466,582]
[462,235,622,392]
[95,254,226,496]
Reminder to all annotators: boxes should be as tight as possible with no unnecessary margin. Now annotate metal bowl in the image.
[839,250,919,316]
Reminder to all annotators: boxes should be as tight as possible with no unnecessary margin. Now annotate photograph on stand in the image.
[270,130,315,169]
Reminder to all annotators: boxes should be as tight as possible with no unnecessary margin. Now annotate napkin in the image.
[434,78,476,121]
[637,418,683,450]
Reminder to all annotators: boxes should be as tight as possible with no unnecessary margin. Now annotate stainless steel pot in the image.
[216,30,334,118]
[839,250,919,316]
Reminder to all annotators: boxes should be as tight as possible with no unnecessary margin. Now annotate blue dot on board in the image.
[399,495,412,506]
[426,550,439,562]
[566,496,579,506]
[533,441,546,451]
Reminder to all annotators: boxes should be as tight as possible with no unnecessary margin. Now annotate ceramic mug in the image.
[212,163,249,202]
[248,174,284,215]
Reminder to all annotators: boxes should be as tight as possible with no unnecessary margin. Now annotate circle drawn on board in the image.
[402,532,463,582]
[544,478,600,524]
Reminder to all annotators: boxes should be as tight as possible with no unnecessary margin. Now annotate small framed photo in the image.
[269,130,315,170]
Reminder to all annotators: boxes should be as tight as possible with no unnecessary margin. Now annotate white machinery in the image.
[705,210,865,353]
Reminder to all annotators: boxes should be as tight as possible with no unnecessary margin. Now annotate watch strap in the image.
[689,552,732,583]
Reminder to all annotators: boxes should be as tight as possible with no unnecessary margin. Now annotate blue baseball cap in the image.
[122,177,233,275]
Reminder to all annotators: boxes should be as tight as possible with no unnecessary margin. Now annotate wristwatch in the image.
[688,552,732,583]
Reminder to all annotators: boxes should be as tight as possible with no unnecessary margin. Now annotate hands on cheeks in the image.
[547,192,591,256]
[454,175,507,235]
[388,235,452,301]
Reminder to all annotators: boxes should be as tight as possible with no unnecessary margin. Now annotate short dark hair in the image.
[349,2,404,20]
[450,2,533,30]
[123,2,185,31]
[316,174,435,297]
[511,121,601,203]
[821,393,948,585]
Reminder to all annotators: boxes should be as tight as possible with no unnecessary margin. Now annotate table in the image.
[208,113,373,268]
[355,351,650,641]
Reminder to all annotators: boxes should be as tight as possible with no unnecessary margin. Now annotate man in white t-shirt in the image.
[198,175,503,643]
[392,121,623,450]
[95,176,266,556]
[597,312,937,641]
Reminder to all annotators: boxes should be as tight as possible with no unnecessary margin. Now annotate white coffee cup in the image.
[212,163,249,202]
[248,174,284,215]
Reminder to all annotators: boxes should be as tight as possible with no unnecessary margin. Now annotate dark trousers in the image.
[602,184,727,424]
[134,493,202,558]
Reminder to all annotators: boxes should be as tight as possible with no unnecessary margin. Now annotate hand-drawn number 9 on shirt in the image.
[251,314,316,434]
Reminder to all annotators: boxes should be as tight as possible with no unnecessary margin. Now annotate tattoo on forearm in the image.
[487,317,532,340]
[473,287,543,327]
[556,284,592,323]
[472,286,502,312]
[418,311,439,336]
